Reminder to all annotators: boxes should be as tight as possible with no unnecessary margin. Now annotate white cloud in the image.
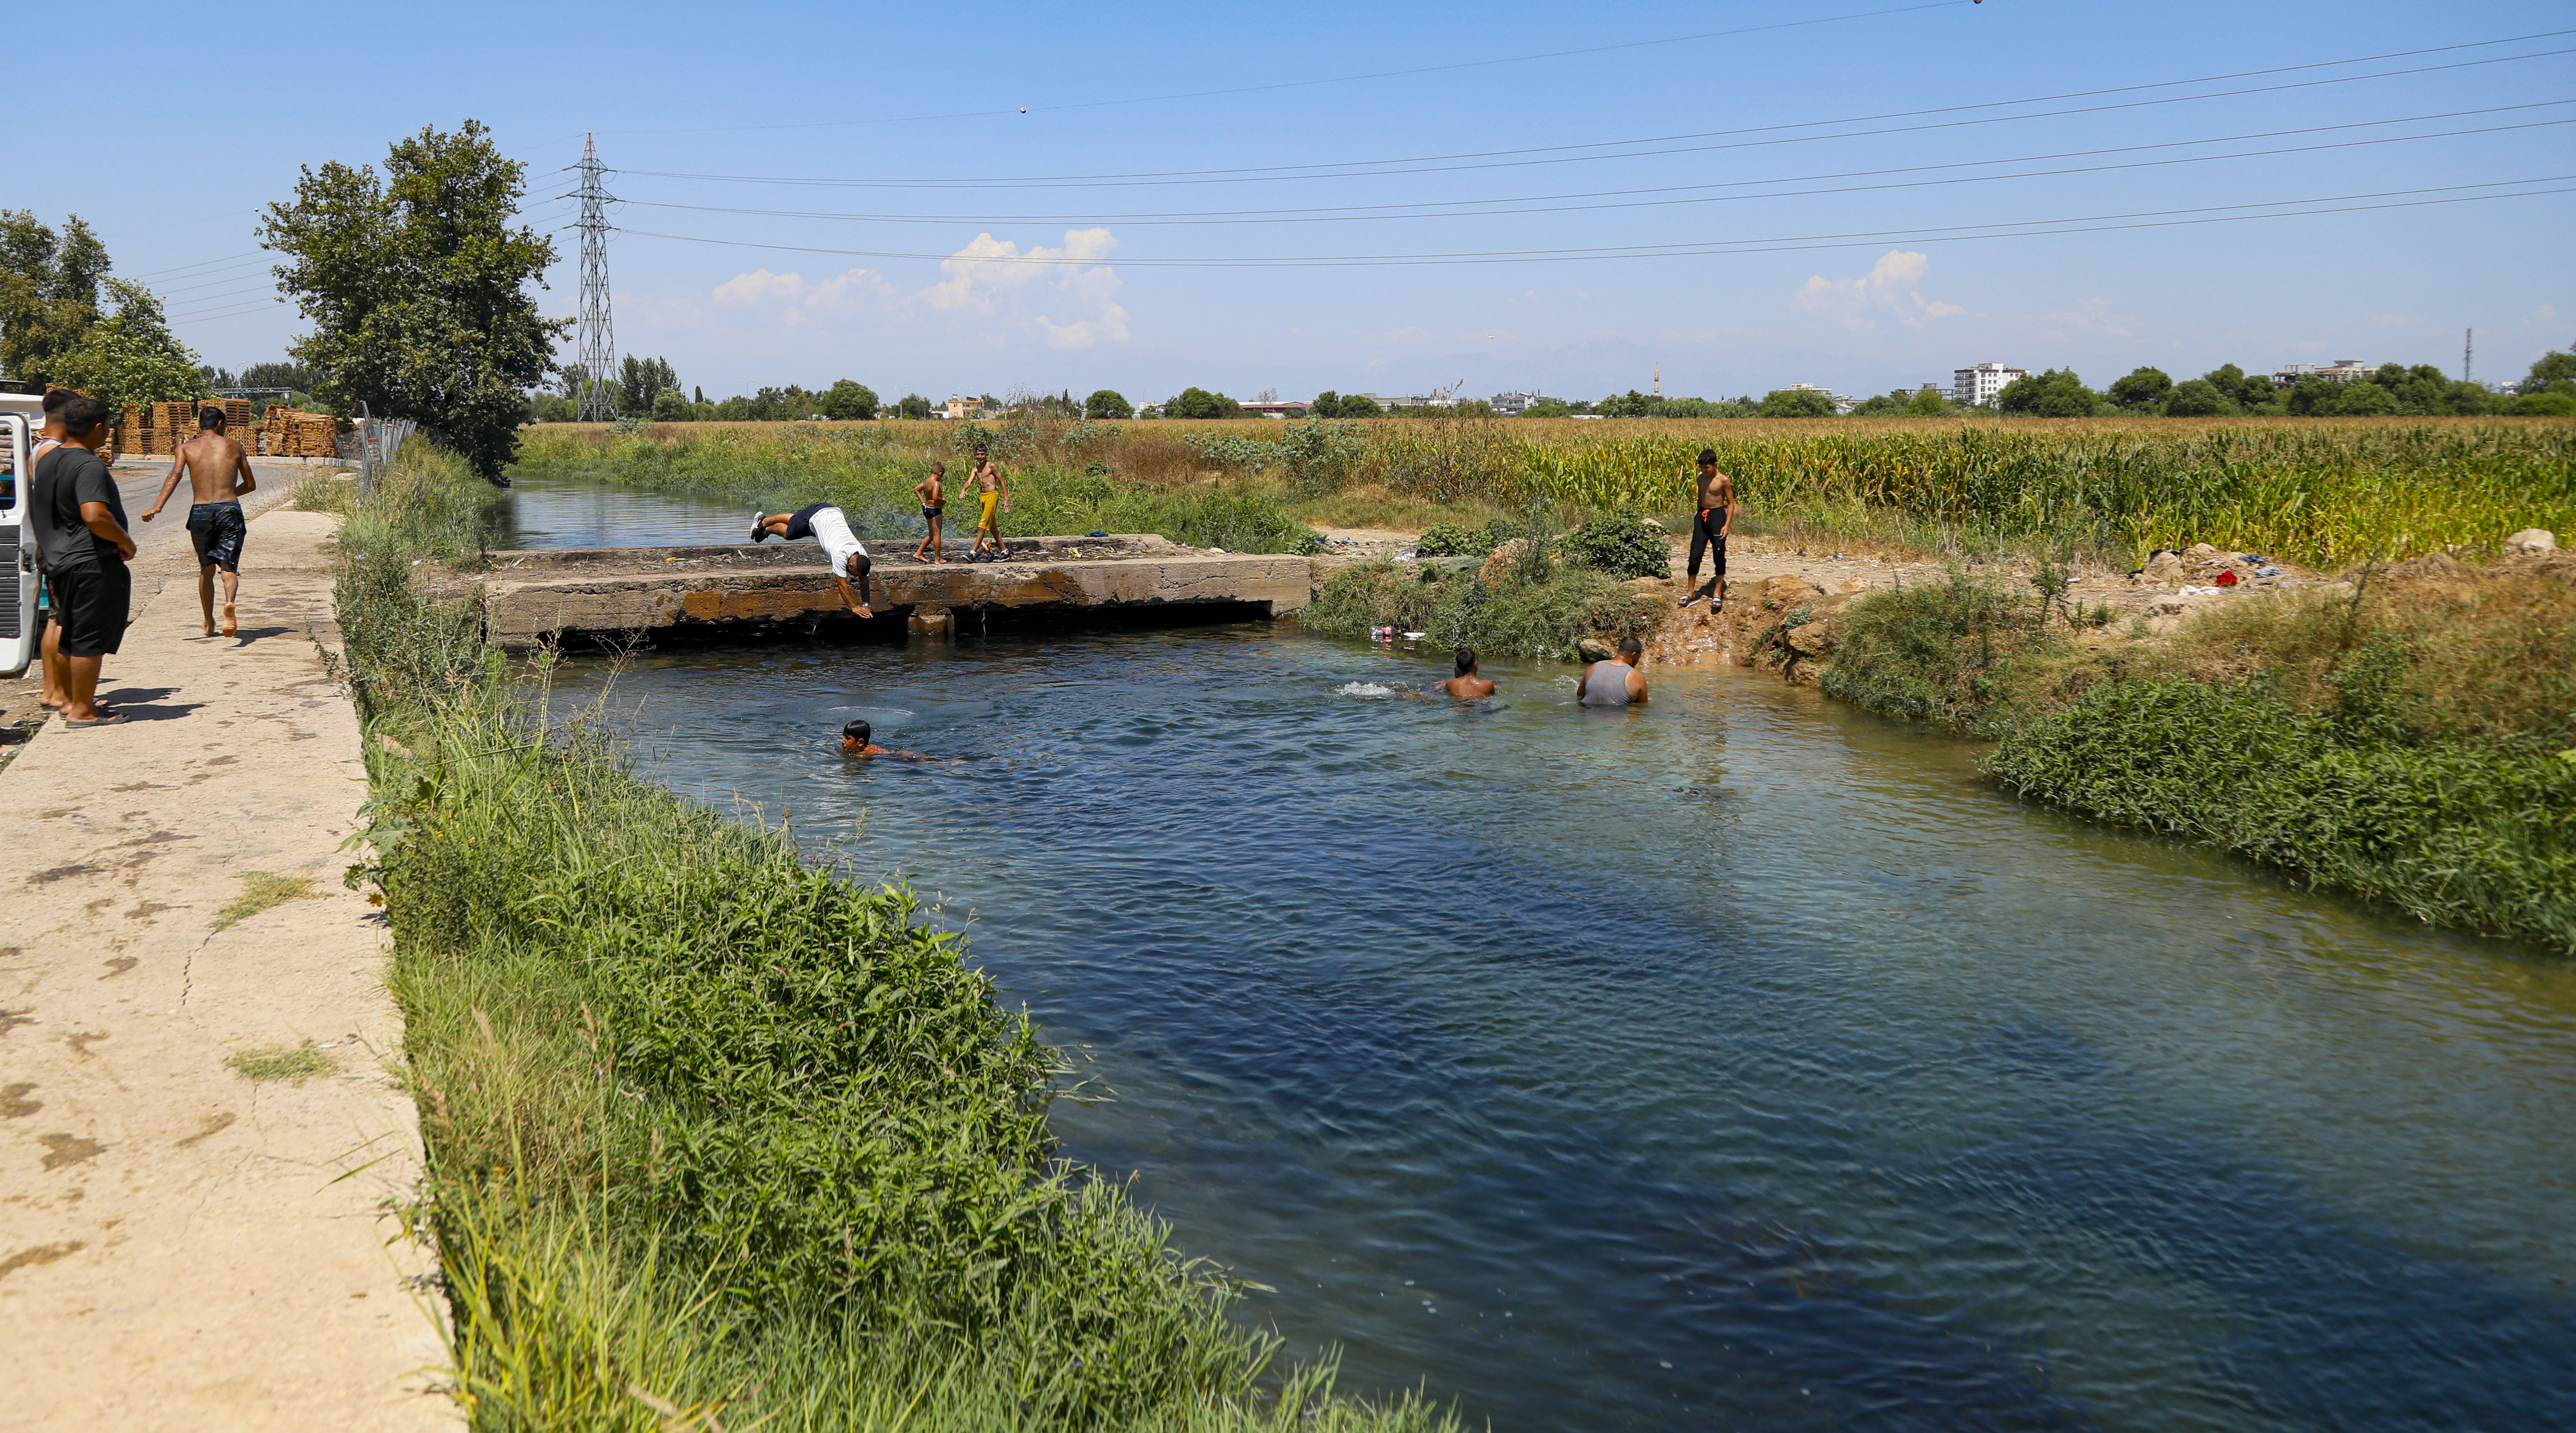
[2367,311,2411,329]
[2026,297,2139,342]
[1792,251,1965,329]
[704,229,1129,351]
[2523,303,2559,327]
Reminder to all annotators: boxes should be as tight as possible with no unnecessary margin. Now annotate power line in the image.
[127,251,265,279]
[592,0,1973,137]
[613,33,2576,192]
[612,176,2573,268]
[611,102,2576,229]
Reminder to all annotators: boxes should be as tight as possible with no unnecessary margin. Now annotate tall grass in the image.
[1300,558,1668,658]
[338,445,1449,1431]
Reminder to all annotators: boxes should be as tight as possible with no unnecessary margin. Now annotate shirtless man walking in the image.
[967,443,1010,560]
[1679,447,1735,612]
[139,405,256,637]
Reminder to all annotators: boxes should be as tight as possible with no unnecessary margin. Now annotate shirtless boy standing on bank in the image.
[140,405,256,637]
[1680,447,1735,612]
[967,444,1010,560]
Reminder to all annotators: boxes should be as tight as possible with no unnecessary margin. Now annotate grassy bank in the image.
[520,415,2576,571]
[332,447,1447,1430]
[1820,559,2576,951]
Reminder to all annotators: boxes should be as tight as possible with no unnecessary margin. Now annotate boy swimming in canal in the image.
[839,719,925,761]
[750,502,875,617]
[1433,646,1496,700]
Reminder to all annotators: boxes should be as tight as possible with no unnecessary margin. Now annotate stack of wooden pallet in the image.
[264,409,342,458]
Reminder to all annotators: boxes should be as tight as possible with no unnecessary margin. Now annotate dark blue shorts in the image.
[188,501,247,571]
[782,502,830,542]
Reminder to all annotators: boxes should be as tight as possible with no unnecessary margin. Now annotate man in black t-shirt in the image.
[31,395,137,726]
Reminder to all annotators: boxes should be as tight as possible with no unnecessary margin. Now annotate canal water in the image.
[508,478,2576,1431]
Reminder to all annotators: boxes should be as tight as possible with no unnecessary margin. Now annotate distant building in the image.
[1779,381,1861,414]
[942,395,986,421]
[2271,359,2375,389]
[1487,390,1563,415]
[1953,363,2027,408]
[1364,392,1451,411]
[1237,400,1302,419]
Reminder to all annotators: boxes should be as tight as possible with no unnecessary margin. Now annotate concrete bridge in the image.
[460,534,1320,651]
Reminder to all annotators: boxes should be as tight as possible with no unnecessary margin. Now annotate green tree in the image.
[1995,368,2099,417]
[260,120,567,480]
[240,359,318,391]
[0,210,110,385]
[2521,343,2576,398]
[48,279,208,410]
[1164,386,1240,419]
[1333,391,1381,417]
[1756,387,1837,418]
[2162,378,2228,416]
[1084,388,1132,419]
[1847,389,1911,417]
[820,378,879,419]
[1905,387,1952,416]
[619,354,679,413]
[2107,366,2173,410]
[649,388,690,422]
[2201,363,2278,411]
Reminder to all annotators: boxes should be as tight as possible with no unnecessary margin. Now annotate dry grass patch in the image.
[227,1041,337,1084]
[210,870,321,932]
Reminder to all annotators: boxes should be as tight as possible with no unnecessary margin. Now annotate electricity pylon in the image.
[574,134,617,422]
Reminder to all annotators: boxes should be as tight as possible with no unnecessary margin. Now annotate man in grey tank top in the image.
[1578,636,1649,706]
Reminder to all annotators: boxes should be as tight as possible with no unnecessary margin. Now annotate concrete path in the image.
[0,502,448,1429]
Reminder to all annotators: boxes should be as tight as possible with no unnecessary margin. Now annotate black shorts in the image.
[48,562,132,658]
[188,501,247,571]
[922,504,944,525]
[782,502,831,541]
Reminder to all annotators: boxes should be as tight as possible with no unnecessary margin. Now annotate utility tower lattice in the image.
[574,135,617,422]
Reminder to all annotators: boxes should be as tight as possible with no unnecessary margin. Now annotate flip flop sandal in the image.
[64,713,127,728]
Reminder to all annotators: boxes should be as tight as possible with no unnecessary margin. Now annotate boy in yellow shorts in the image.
[968,443,1009,560]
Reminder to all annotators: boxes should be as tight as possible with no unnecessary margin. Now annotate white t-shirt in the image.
[808,505,867,577]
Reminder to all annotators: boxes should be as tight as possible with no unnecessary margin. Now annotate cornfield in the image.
[516,417,2576,571]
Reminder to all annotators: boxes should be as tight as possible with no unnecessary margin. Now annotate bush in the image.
[1299,558,1668,658]
[1819,572,2041,729]
[1559,512,1671,579]
[1415,521,1494,557]
[1986,679,2576,951]
[2162,378,2229,416]
[1164,386,1240,419]
[1085,388,1133,419]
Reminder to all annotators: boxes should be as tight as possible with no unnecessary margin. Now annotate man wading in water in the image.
[749,502,875,617]
[1678,448,1735,612]
[1578,636,1649,706]
[139,405,256,637]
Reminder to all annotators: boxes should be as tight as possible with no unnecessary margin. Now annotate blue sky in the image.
[26,1,2574,403]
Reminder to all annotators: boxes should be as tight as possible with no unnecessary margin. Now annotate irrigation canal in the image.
[503,474,2576,1431]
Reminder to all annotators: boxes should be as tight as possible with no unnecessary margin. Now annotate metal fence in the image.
[353,416,418,503]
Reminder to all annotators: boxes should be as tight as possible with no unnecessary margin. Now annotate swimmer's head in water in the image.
[1618,635,1643,660]
[1454,646,1477,675]
[1697,448,1717,468]
[841,719,871,750]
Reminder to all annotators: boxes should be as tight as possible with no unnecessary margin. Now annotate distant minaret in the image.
[1653,363,1661,397]
[2464,328,2474,383]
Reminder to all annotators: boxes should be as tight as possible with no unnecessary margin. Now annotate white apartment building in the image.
[2270,359,2376,389]
[1953,363,2027,408]
[1487,390,1563,415]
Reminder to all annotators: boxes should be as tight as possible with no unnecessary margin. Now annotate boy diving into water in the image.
[749,502,875,617]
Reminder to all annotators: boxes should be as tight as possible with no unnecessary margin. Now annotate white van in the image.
[1,385,43,678]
